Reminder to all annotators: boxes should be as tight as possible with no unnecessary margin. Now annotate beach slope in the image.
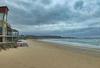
[0,39,100,68]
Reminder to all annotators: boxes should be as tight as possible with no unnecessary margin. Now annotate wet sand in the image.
[0,39,100,68]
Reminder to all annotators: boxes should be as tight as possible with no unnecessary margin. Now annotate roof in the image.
[7,27,18,32]
[12,29,19,32]
[0,6,9,14]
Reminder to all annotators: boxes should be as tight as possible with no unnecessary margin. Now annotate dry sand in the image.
[0,39,100,68]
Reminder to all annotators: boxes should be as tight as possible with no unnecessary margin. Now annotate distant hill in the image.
[20,27,100,39]
[19,35,77,39]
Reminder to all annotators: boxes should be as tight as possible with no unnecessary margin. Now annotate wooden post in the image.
[2,13,6,43]
[11,30,13,42]
[17,31,19,41]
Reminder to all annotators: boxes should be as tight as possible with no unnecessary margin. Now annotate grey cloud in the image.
[4,0,100,35]
[8,1,72,25]
[40,0,51,5]
[74,0,84,10]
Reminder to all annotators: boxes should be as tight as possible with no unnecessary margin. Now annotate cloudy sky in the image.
[1,0,100,36]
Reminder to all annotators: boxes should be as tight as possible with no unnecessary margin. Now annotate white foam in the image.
[39,39,100,49]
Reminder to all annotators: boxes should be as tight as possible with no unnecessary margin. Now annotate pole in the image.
[2,13,6,43]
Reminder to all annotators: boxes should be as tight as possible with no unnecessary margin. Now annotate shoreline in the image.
[38,39,100,57]
[0,39,99,68]
[39,39,100,48]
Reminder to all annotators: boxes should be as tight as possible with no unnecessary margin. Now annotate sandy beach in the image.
[0,39,100,68]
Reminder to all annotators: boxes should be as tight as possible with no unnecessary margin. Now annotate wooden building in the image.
[0,6,19,48]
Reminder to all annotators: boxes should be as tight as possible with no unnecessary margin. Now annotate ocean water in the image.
[40,39,100,48]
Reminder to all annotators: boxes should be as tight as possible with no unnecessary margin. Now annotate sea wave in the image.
[39,39,100,48]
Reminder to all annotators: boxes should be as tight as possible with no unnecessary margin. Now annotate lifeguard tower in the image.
[0,6,19,48]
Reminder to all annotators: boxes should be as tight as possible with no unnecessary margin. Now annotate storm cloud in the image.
[2,0,100,36]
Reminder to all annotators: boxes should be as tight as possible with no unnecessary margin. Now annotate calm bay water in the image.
[40,39,100,48]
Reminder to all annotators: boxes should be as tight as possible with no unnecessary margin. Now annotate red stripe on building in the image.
[0,6,9,14]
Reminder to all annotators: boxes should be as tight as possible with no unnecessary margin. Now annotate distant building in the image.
[0,6,19,44]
